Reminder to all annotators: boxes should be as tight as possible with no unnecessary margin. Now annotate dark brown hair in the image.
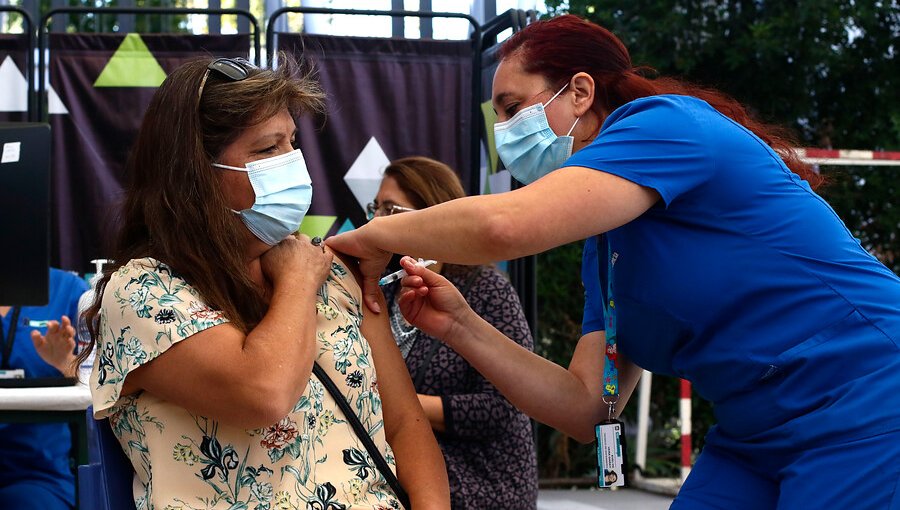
[77,54,324,365]
[500,15,823,189]
[382,156,467,209]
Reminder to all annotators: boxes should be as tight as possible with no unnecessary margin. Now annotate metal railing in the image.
[37,6,261,119]
[266,6,483,199]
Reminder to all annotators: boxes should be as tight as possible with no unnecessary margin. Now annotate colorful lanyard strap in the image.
[0,307,22,370]
[601,240,618,420]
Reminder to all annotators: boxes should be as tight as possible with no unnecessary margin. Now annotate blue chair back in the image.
[78,406,136,510]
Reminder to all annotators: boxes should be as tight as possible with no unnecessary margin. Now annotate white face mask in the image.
[493,82,580,185]
[213,148,313,245]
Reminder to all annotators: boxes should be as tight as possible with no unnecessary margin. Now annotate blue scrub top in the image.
[0,268,88,501]
[569,95,900,448]
[581,234,605,336]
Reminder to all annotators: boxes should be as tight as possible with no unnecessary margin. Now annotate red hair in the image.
[500,15,823,189]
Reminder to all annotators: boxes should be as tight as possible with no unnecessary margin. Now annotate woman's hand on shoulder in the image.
[260,234,333,291]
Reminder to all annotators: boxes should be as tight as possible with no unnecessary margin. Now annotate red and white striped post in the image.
[679,379,692,482]
[797,148,900,166]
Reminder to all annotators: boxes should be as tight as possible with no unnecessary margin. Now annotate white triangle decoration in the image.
[47,84,68,115]
[343,136,390,211]
[0,55,69,115]
[0,56,27,112]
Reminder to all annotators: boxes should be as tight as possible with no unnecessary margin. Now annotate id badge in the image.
[595,419,627,488]
[0,369,26,379]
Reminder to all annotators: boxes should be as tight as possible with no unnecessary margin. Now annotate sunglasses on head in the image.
[197,57,257,99]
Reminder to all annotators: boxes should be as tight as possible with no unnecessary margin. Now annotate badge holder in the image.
[595,396,627,488]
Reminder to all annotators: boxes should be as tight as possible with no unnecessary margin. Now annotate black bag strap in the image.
[312,362,411,510]
[410,266,481,389]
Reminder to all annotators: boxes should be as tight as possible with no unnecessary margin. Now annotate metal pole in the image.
[391,0,403,37]
[208,0,221,34]
[119,0,134,32]
[635,369,652,477]
[236,0,250,34]
[420,0,432,38]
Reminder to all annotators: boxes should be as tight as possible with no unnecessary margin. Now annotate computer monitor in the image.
[0,123,50,305]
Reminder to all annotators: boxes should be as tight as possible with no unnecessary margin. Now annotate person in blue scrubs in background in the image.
[328,14,900,510]
[1,267,88,510]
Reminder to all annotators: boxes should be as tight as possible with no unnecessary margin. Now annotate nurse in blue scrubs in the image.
[0,268,89,510]
[329,14,900,510]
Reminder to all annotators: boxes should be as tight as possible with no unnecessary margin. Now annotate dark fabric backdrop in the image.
[279,33,475,234]
[48,33,249,271]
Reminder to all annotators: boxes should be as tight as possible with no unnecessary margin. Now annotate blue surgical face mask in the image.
[494,83,580,185]
[213,148,313,246]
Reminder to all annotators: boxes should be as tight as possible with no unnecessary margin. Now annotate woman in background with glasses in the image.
[370,156,538,510]
[78,57,449,510]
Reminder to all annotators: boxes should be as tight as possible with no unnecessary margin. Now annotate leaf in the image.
[267,448,284,464]
[366,421,383,438]
[292,396,310,413]
[286,441,301,460]
[157,293,183,307]
[282,464,302,482]
[127,440,148,453]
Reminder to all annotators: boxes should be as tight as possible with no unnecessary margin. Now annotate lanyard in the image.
[0,306,22,369]
[601,239,618,419]
[594,238,627,490]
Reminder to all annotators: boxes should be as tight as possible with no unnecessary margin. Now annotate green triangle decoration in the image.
[481,100,499,175]
[94,33,167,88]
[298,215,337,238]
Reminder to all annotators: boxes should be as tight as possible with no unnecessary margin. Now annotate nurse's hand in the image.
[31,315,77,377]
[396,256,475,342]
[326,227,392,313]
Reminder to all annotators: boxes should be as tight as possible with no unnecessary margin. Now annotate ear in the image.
[569,72,595,117]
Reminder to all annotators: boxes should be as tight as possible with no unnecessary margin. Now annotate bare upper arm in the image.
[488,166,660,257]
[566,331,608,417]
[359,292,423,442]
[123,322,266,422]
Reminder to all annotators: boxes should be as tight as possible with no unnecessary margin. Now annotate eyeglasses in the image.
[197,57,257,100]
[366,202,416,221]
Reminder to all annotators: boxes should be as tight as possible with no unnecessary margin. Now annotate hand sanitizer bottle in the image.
[76,259,112,384]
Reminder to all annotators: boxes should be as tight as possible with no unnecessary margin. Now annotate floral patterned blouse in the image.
[90,257,401,510]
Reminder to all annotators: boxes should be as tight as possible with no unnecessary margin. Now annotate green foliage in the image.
[821,167,899,270]
[533,242,593,479]
[543,0,900,269]
[39,0,190,33]
[546,1,900,152]
[535,0,900,481]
